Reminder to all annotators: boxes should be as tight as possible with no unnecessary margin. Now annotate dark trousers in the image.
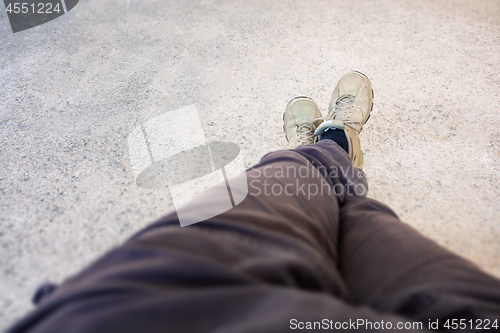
[9,140,500,332]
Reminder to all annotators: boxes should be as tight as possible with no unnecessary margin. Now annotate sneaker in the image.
[315,71,373,168]
[283,97,324,148]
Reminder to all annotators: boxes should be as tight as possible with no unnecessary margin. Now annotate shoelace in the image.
[297,117,331,144]
[328,95,363,132]
[297,122,316,144]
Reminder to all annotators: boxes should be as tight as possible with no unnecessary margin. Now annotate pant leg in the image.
[10,140,500,333]
[9,141,426,333]
[338,188,500,327]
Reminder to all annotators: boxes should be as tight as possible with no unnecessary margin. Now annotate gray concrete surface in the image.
[1,0,499,329]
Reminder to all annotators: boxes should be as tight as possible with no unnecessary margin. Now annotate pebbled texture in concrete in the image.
[1,0,499,329]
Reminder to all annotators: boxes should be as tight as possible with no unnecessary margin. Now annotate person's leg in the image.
[338,198,500,325]
[12,140,423,333]
[9,104,387,332]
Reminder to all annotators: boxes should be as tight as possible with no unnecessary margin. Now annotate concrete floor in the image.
[1,0,499,329]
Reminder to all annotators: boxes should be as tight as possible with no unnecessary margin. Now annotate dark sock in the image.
[320,128,349,153]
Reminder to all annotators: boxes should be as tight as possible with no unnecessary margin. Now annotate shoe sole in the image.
[365,89,374,123]
[350,71,374,127]
[351,72,374,169]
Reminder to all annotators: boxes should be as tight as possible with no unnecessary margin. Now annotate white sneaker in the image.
[315,71,373,169]
[283,97,324,148]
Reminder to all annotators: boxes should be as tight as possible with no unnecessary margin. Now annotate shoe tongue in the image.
[314,119,345,136]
